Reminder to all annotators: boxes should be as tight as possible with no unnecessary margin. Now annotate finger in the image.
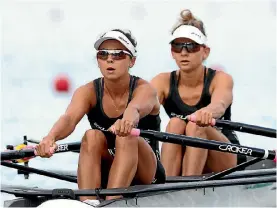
[196,112,202,125]
[126,122,133,135]
[203,112,209,126]
[125,120,134,136]
[124,121,132,136]
[108,125,115,134]
[115,120,121,135]
[119,120,126,136]
[49,145,56,155]
[208,114,213,125]
[38,146,46,157]
[35,145,40,156]
[43,143,50,157]
[38,144,45,157]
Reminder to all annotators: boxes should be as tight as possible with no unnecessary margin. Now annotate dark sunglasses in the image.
[96,50,132,60]
[171,42,202,53]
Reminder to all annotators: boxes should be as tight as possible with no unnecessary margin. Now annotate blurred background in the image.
[1,0,276,205]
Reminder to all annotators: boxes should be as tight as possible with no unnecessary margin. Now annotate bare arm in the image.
[150,73,168,105]
[123,80,158,125]
[206,72,234,118]
[47,83,95,142]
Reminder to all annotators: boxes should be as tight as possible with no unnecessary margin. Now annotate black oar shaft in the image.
[1,161,77,183]
[204,157,263,181]
[138,130,276,160]
[214,120,276,138]
[1,149,35,161]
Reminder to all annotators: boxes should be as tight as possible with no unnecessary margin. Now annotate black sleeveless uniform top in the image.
[86,75,161,157]
[163,67,239,144]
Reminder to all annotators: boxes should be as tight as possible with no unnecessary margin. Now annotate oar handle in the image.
[186,115,276,138]
[1,142,81,161]
[130,128,277,161]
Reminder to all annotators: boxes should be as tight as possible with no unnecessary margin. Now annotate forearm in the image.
[126,102,154,119]
[206,101,226,119]
[47,115,76,142]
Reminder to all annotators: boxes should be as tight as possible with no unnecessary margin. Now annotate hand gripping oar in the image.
[1,142,81,161]
[130,129,277,162]
[186,115,276,138]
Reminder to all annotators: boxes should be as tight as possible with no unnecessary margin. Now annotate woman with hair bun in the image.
[151,9,246,176]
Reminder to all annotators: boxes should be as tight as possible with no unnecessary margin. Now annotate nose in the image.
[106,55,114,63]
[180,47,188,56]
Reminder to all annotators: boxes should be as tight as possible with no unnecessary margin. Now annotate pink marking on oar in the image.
[188,114,216,126]
[23,145,37,157]
[274,150,276,163]
[131,129,140,136]
[188,115,196,122]
[211,119,216,126]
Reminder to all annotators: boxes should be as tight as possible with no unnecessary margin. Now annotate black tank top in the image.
[86,75,161,155]
[163,67,232,121]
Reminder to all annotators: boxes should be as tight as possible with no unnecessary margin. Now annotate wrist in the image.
[124,106,140,125]
[125,105,139,116]
[45,134,57,143]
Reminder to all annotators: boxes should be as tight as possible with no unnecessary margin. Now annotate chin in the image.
[103,74,119,80]
[179,66,195,73]
[103,73,122,81]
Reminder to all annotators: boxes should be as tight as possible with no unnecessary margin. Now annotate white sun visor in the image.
[169,25,208,45]
[94,31,137,57]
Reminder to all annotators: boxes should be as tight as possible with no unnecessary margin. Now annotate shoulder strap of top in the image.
[167,70,177,98]
[128,75,138,103]
[93,78,102,105]
[203,67,216,96]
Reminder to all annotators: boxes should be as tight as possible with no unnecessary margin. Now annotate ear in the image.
[203,46,210,61]
[129,57,136,68]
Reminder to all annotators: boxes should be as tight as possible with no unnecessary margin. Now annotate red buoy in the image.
[54,75,70,93]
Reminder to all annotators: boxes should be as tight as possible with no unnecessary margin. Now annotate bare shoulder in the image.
[151,72,171,85]
[214,71,234,83]
[72,81,96,106]
[74,81,94,95]
[135,78,156,93]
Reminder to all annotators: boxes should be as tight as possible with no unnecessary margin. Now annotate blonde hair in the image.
[171,9,206,36]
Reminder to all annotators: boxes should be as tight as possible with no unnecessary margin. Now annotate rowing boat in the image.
[1,119,276,207]
[2,158,276,207]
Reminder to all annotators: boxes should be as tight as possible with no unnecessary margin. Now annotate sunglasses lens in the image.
[97,50,128,60]
[97,51,109,60]
[171,44,183,53]
[171,43,201,53]
[112,51,127,60]
[186,43,201,53]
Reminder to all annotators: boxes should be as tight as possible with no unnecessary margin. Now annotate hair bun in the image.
[180,9,195,23]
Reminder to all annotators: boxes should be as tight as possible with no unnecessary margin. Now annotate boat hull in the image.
[102,182,276,207]
[2,159,276,207]
[3,181,276,207]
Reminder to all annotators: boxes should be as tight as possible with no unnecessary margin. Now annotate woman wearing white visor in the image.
[35,28,165,205]
[151,9,246,177]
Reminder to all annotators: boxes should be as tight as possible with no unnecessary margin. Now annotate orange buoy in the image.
[54,75,70,93]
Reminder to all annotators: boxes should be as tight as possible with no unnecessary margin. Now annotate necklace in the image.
[104,84,129,112]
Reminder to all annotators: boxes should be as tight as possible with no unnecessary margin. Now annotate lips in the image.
[181,60,189,63]
[106,67,115,71]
